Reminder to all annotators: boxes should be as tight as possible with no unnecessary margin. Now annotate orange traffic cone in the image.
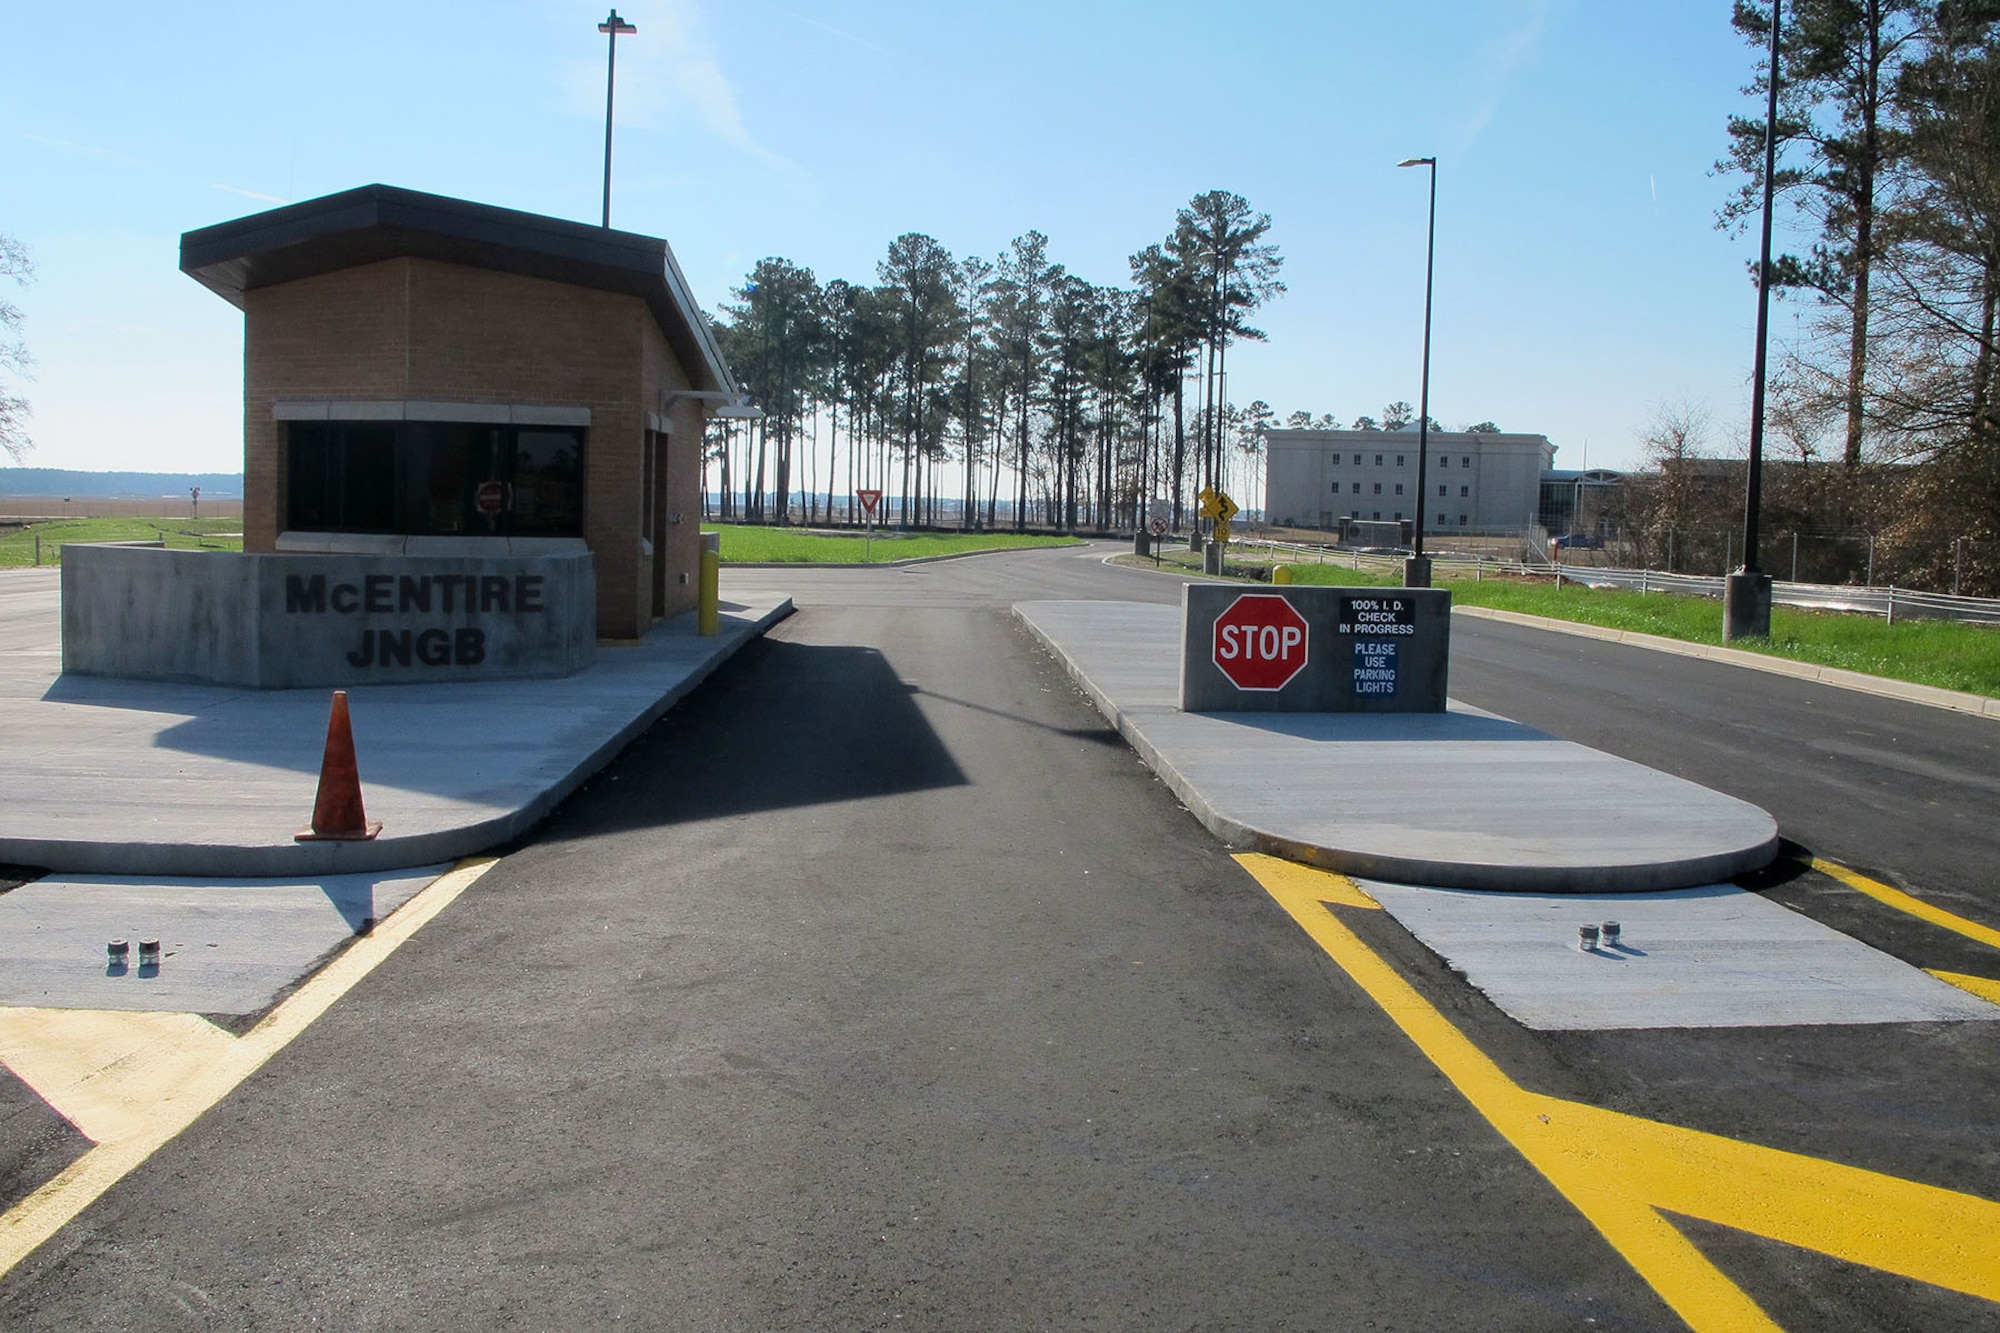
[295,690,383,842]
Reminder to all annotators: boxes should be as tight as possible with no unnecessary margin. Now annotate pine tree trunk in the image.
[719,426,733,520]
[1015,380,1030,532]
[1171,373,1187,529]
[1845,9,1881,470]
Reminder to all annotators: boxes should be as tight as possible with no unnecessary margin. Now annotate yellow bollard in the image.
[698,544,720,637]
[1272,564,1294,585]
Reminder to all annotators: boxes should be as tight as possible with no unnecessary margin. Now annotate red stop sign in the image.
[1213,593,1310,691]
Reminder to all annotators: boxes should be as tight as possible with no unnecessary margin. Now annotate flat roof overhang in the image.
[180,183,736,397]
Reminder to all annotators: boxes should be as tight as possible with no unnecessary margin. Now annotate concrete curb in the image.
[1454,605,2000,721]
[0,599,794,878]
[1015,603,1778,893]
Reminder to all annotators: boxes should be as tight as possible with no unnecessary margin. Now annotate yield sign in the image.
[857,489,883,515]
[1213,593,1310,691]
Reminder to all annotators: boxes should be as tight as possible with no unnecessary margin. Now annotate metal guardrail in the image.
[1233,539,2000,627]
[1554,565,2000,626]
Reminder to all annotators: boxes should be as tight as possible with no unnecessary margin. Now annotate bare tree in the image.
[1630,401,1741,570]
[0,234,32,463]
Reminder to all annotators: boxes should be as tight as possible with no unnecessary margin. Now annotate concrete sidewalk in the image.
[0,569,790,877]
[1017,599,1779,893]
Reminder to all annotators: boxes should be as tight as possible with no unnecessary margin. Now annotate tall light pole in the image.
[1726,0,1781,641]
[598,9,637,229]
[1398,155,1438,587]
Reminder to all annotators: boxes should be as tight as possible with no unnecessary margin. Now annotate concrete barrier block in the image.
[62,546,596,687]
[1180,583,1450,714]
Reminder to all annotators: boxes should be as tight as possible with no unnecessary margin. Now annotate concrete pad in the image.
[1358,880,2000,1030]
[0,866,446,1015]
[1017,599,1778,892]
[0,568,791,877]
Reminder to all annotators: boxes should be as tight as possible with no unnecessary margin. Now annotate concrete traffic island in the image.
[1017,599,1779,892]
[0,574,791,877]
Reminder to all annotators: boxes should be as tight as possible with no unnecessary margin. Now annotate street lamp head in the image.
[1397,157,1436,169]
[599,9,636,34]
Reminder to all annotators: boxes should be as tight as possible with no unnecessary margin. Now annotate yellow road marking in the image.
[0,1010,235,1145]
[1928,970,2000,1006]
[1241,854,2000,1331]
[1811,857,2000,952]
[1236,852,1381,909]
[0,855,497,1279]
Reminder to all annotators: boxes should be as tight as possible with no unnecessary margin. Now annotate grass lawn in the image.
[1125,546,2000,699]
[710,523,1083,564]
[1439,577,2000,699]
[0,517,244,568]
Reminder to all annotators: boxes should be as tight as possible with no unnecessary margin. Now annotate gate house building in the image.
[182,184,739,641]
[61,185,742,689]
[1265,429,1556,536]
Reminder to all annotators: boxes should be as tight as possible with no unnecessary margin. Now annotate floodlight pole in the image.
[1727,0,1781,640]
[599,9,637,229]
[1398,155,1438,587]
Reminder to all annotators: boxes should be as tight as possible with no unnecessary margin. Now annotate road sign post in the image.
[1199,489,1239,575]
[857,489,882,562]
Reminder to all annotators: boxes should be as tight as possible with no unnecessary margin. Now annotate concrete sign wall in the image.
[63,545,595,688]
[1180,583,1449,713]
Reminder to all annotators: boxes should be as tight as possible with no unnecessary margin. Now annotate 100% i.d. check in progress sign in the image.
[1338,594,1416,698]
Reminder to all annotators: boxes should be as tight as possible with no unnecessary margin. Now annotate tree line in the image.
[1714,0,2000,594]
[708,190,1287,533]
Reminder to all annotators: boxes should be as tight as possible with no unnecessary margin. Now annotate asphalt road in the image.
[1445,612,2000,982]
[2,545,1996,1330]
[1450,614,2000,906]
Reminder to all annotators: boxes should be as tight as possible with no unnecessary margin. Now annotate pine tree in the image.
[1721,0,1935,467]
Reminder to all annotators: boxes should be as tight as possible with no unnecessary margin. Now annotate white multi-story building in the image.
[1264,429,1557,536]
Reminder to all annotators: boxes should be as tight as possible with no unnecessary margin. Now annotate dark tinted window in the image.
[401,422,491,535]
[511,430,584,536]
[288,423,397,533]
[287,420,585,537]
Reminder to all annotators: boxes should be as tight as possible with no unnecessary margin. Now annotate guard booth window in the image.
[288,421,584,536]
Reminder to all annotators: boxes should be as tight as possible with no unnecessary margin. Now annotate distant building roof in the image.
[179,183,736,396]
[1265,428,1553,445]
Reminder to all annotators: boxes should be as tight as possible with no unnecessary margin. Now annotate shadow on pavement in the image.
[319,876,377,933]
[40,673,247,713]
[910,684,1125,746]
[538,638,969,837]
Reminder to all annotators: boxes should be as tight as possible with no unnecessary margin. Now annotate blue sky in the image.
[2,0,1791,476]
